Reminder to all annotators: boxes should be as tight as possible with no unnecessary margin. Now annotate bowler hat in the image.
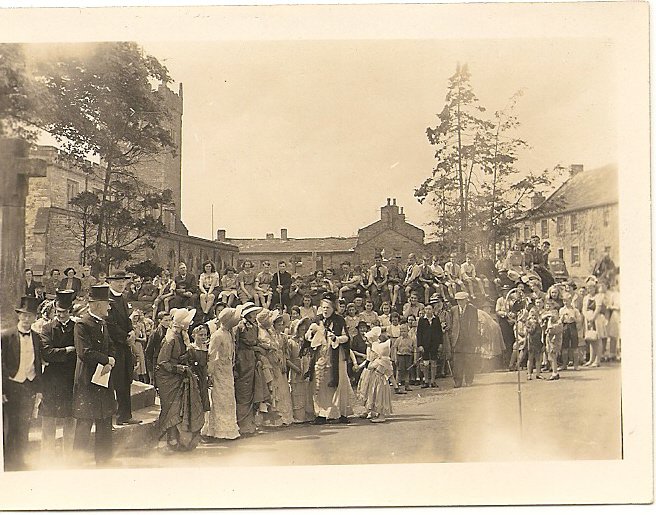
[55,289,75,309]
[15,296,40,315]
[106,270,130,280]
[89,284,110,302]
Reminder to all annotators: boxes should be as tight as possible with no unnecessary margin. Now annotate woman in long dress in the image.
[305,292,356,424]
[155,308,205,451]
[271,312,294,426]
[234,304,262,435]
[202,307,241,440]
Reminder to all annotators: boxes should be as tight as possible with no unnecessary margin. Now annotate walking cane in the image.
[446,359,455,386]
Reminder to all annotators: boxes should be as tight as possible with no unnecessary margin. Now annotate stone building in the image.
[515,164,618,279]
[24,84,238,278]
[220,198,427,275]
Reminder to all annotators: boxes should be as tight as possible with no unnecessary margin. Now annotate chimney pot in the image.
[386,198,391,206]
[216,229,226,242]
[281,228,288,240]
[392,198,397,206]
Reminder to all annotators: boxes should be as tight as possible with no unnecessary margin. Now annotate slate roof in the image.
[529,164,618,218]
[226,237,359,254]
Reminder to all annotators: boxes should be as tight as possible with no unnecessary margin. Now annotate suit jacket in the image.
[174,273,198,295]
[1,328,43,393]
[107,291,133,348]
[450,303,479,353]
[417,316,443,353]
[73,313,116,420]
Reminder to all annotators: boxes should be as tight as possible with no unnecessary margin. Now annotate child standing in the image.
[361,328,396,423]
[542,299,564,380]
[526,309,544,380]
[509,309,529,372]
[559,293,582,371]
[395,323,415,391]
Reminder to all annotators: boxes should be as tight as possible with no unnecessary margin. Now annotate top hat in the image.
[106,270,130,280]
[15,296,41,315]
[55,289,76,309]
[89,284,110,302]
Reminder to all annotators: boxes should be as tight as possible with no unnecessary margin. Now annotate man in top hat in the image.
[450,291,480,388]
[106,270,141,426]
[39,289,77,456]
[2,296,43,470]
[72,284,116,465]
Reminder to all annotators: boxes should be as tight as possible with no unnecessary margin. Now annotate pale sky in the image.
[141,37,616,241]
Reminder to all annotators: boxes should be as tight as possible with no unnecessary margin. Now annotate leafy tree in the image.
[0,43,43,140]
[418,64,554,255]
[420,63,491,253]
[126,259,163,280]
[37,42,175,274]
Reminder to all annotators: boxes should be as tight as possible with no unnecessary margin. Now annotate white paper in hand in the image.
[91,363,111,388]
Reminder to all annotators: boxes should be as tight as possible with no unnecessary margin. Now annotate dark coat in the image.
[417,316,444,354]
[58,277,82,297]
[107,291,133,388]
[145,325,167,385]
[174,273,198,295]
[72,313,116,420]
[322,313,350,387]
[40,318,77,418]
[1,328,43,394]
[450,303,479,354]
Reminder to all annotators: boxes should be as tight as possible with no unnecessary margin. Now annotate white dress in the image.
[202,327,240,439]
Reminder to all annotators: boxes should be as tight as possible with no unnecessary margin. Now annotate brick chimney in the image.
[216,229,226,242]
[281,228,288,240]
[570,164,584,176]
[266,233,274,240]
[531,193,545,208]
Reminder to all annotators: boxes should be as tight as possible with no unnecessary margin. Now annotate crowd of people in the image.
[2,235,620,469]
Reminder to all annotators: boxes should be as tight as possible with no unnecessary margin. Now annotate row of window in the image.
[558,245,611,266]
[518,208,612,241]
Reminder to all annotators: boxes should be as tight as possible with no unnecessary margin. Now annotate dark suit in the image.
[144,325,166,387]
[40,318,77,418]
[107,291,133,422]
[72,313,116,464]
[1,328,43,470]
[417,316,443,361]
[173,273,198,308]
[450,303,480,387]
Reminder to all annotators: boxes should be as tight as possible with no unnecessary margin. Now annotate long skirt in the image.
[291,380,314,423]
[234,349,257,435]
[364,370,393,416]
[312,357,355,419]
[156,368,205,451]
[202,367,240,440]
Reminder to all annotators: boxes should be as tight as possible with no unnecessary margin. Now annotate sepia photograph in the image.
[0,1,651,509]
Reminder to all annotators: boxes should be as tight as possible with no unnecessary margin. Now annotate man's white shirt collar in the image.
[109,287,122,296]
